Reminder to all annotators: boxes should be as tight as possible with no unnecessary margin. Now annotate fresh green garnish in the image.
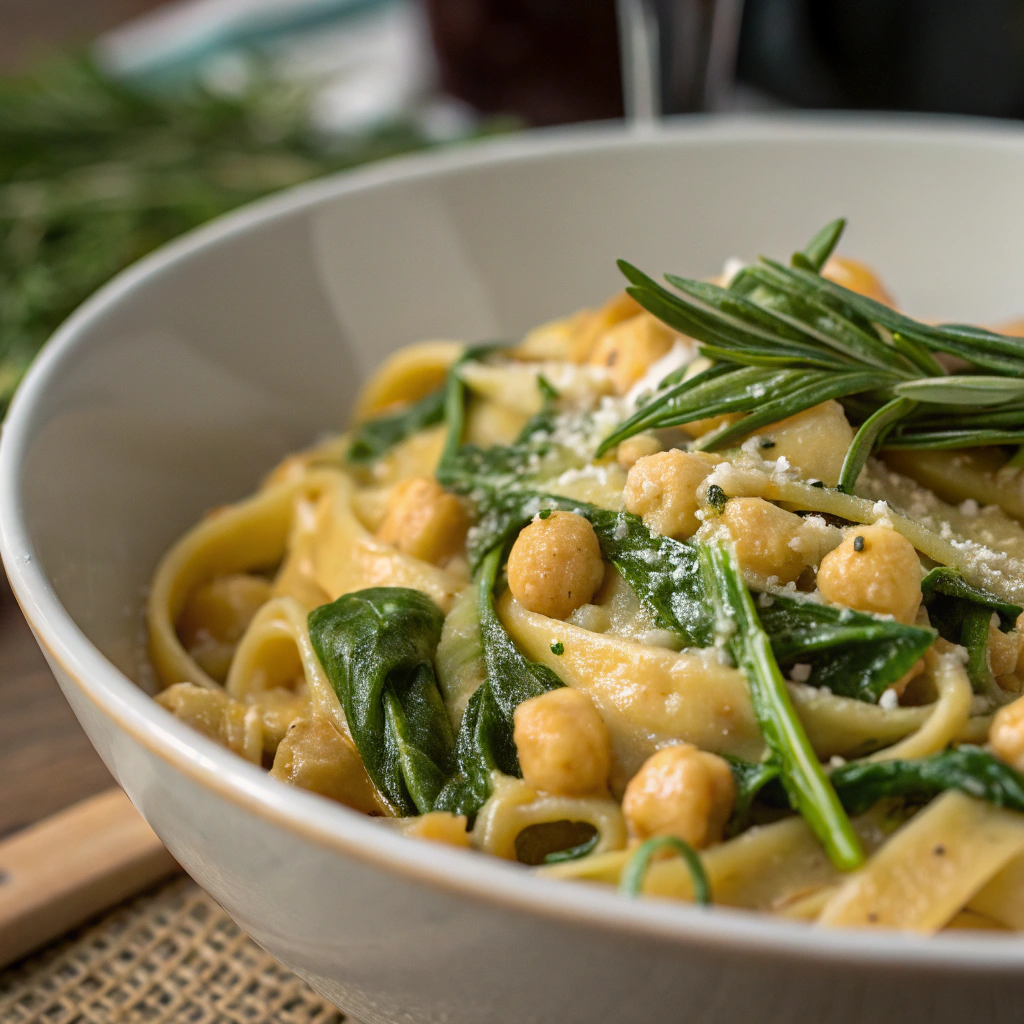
[550,641,564,655]
[598,218,1024,492]
[705,483,728,512]
[699,540,864,871]
[620,835,712,905]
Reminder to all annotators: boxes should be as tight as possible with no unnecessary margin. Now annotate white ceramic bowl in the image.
[4,118,1024,1024]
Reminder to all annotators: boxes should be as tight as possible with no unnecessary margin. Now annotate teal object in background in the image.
[98,0,402,85]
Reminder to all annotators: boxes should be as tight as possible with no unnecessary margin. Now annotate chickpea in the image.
[507,511,605,619]
[377,476,469,565]
[822,255,895,307]
[569,292,644,363]
[513,688,611,796]
[816,524,922,624]
[990,696,1024,773]
[720,497,811,584]
[989,623,1022,678]
[270,716,382,813]
[623,450,714,540]
[177,574,273,681]
[622,744,735,848]
[404,811,472,848]
[588,313,676,394]
[616,433,663,470]
[995,318,1024,339]
[157,682,261,763]
[747,400,855,487]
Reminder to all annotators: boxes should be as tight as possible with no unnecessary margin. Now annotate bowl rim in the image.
[5,112,1024,971]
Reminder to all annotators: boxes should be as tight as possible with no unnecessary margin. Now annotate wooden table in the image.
[0,586,111,839]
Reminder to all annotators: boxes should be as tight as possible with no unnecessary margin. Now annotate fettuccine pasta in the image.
[149,221,1024,932]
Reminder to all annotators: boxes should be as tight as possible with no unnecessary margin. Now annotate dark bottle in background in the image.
[422,0,624,126]
[423,0,1024,125]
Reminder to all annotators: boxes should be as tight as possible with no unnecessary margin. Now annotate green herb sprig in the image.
[620,835,712,905]
[0,55,507,412]
[699,540,864,870]
[598,219,1024,492]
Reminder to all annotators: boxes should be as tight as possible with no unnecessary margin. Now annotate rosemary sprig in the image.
[599,219,1024,492]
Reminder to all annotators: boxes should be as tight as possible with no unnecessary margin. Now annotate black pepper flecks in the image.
[706,484,728,513]
[853,535,865,552]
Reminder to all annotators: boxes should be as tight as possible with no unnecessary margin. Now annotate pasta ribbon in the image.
[461,360,614,417]
[819,791,1024,931]
[148,468,342,690]
[226,595,348,740]
[269,714,385,815]
[156,682,264,763]
[864,648,972,763]
[352,340,463,422]
[968,852,1024,928]
[282,472,466,615]
[883,449,1024,530]
[499,591,763,790]
[472,773,626,861]
[863,456,1024,562]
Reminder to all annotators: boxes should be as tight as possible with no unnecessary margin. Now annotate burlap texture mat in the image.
[0,875,344,1024]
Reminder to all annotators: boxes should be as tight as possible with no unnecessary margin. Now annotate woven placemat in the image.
[0,875,344,1024]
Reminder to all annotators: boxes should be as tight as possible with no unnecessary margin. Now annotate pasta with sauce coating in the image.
[148,219,1024,931]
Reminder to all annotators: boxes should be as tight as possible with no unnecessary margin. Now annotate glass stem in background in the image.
[616,0,662,126]
[619,0,745,119]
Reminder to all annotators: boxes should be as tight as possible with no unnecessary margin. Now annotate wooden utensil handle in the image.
[0,787,180,968]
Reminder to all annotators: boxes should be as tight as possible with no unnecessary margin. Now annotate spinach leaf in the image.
[724,755,783,835]
[758,593,935,702]
[921,566,1022,701]
[921,566,1022,628]
[727,746,1024,822]
[585,509,713,647]
[347,387,446,464]
[434,545,564,818]
[308,588,452,816]
[699,540,864,870]
[831,745,1024,816]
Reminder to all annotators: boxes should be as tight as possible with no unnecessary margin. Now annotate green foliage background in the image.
[0,55,489,410]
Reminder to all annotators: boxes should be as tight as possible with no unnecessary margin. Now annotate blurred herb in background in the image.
[0,55,480,410]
